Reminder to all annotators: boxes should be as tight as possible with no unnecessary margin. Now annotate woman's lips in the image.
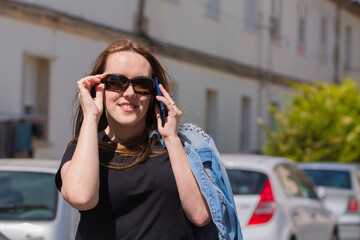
[119,103,136,112]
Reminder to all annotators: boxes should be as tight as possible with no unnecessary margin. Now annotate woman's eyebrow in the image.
[108,73,127,78]
[132,75,153,80]
[107,73,152,80]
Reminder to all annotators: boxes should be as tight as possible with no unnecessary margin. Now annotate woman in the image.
[55,39,242,240]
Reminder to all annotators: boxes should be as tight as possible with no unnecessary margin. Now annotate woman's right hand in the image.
[77,73,106,121]
[62,74,106,210]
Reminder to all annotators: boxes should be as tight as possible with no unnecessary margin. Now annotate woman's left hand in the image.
[155,84,182,140]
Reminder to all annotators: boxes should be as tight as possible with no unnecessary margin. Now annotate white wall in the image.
[147,0,360,83]
[10,0,360,83]
[0,16,108,158]
[159,56,261,153]
[1,0,360,158]
[341,9,360,81]
[147,0,245,64]
[12,0,138,32]
[0,14,266,156]
[255,0,335,82]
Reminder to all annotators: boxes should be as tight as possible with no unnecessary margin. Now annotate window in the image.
[302,169,352,190]
[205,90,218,141]
[345,26,352,70]
[23,55,50,140]
[319,16,329,63]
[270,0,282,42]
[277,164,318,199]
[240,97,251,152]
[206,0,220,20]
[293,168,318,199]
[244,0,257,31]
[275,164,302,197]
[297,3,307,55]
[226,169,267,195]
[0,171,57,220]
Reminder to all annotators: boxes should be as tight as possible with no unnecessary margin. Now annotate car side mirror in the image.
[316,186,326,200]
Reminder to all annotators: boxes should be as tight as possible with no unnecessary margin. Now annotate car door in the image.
[275,164,314,240]
[352,168,360,206]
[291,166,334,240]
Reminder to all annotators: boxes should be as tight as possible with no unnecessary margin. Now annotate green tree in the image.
[261,79,360,163]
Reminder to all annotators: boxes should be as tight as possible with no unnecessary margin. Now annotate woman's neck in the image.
[105,123,147,144]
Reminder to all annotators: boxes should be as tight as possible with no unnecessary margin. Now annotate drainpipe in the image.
[334,2,341,84]
[256,13,265,152]
[333,0,357,84]
[136,0,147,37]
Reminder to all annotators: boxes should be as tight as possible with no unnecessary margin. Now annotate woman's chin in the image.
[113,116,146,128]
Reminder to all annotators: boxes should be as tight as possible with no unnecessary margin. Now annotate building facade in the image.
[0,0,360,158]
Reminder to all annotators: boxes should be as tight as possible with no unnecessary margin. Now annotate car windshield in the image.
[0,171,57,220]
[226,169,267,195]
[302,169,352,189]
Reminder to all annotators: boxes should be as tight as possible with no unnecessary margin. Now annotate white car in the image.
[222,154,338,240]
[0,159,79,240]
[298,162,360,240]
[0,232,8,240]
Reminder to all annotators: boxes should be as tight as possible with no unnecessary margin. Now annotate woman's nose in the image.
[123,83,136,98]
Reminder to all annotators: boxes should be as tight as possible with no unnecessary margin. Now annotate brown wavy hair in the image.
[71,39,173,169]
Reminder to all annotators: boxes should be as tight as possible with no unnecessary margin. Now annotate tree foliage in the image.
[261,79,360,163]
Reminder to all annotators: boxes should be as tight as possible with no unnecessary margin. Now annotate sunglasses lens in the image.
[133,79,155,94]
[103,74,155,94]
[105,75,128,91]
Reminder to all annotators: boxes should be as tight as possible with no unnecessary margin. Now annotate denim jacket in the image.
[150,123,242,240]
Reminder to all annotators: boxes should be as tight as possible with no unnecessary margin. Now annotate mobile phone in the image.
[155,77,167,127]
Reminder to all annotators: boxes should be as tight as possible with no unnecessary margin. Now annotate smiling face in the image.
[103,51,153,134]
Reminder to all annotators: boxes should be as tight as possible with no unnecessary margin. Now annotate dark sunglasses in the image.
[101,74,155,95]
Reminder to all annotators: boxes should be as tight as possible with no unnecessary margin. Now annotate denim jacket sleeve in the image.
[150,123,243,240]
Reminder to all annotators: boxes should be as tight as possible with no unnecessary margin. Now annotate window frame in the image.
[206,0,220,20]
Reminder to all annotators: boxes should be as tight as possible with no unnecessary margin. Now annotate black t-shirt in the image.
[55,132,195,240]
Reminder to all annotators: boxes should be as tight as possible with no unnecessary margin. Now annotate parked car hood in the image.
[0,221,54,240]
